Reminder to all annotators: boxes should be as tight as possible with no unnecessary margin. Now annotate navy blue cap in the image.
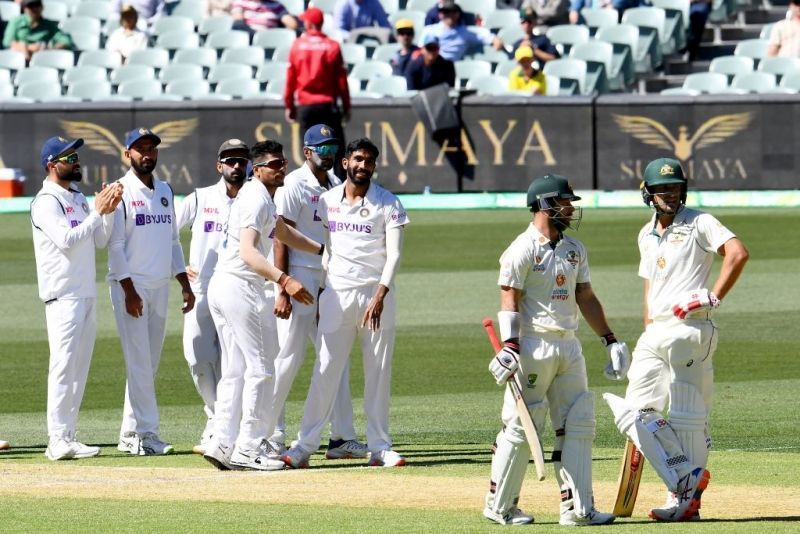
[40,136,84,169]
[125,127,161,149]
[303,124,339,147]
[423,34,440,47]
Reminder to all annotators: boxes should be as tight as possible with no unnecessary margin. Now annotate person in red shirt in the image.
[284,7,350,175]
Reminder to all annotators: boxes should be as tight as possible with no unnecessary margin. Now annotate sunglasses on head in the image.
[219,156,249,167]
[56,153,79,164]
[253,158,288,170]
[308,144,338,156]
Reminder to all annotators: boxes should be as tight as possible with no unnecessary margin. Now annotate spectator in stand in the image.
[333,0,391,42]
[404,35,456,90]
[520,0,570,27]
[106,5,148,63]
[513,8,559,64]
[420,0,503,62]
[284,7,350,176]
[390,18,420,76]
[111,0,164,25]
[203,0,233,17]
[568,0,638,25]
[424,0,476,26]
[507,45,547,95]
[2,0,72,61]
[685,0,711,60]
[232,0,298,33]
[767,0,800,57]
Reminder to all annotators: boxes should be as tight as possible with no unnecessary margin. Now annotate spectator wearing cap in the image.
[420,0,503,61]
[519,0,570,27]
[285,7,350,177]
[423,0,476,26]
[404,34,456,90]
[111,0,164,25]
[508,45,547,95]
[568,0,638,25]
[390,18,421,76]
[108,127,194,458]
[333,0,391,42]
[512,8,559,64]
[31,136,123,462]
[175,138,250,457]
[231,0,298,33]
[106,5,148,63]
[2,0,73,61]
[768,0,800,58]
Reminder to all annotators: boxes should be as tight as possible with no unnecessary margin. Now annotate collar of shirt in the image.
[648,207,689,236]
[122,168,160,194]
[337,180,374,207]
[41,178,80,201]
[300,161,339,189]
[526,222,563,249]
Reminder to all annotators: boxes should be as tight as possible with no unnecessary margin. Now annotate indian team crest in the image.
[320,126,331,136]
[161,197,169,207]
[81,202,89,214]
[556,274,566,286]
[359,207,370,218]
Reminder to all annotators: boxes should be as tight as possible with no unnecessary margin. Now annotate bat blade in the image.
[613,440,645,517]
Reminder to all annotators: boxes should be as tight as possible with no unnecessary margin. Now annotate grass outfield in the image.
[1,207,799,532]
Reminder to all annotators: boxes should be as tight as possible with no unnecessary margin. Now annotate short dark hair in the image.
[251,140,284,160]
[344,138,379,159]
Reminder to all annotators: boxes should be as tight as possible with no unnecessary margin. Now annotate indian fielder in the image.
[604,158,749,521]
[203,139,323,471]
[176,139,249,454]
[31,136,123,460]
[270,124,366,459]
[485,174,628,526]
[282,137,410,469]
[109,128,195,456]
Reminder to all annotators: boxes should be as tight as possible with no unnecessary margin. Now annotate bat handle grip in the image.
[483,318,503,352]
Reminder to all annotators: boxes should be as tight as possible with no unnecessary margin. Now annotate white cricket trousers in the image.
[208,272,279,451]
[44,297,96,440]
[273,266,357,443]
[110,281,169,436]
[296,285,396,455]
[182,292,220,420]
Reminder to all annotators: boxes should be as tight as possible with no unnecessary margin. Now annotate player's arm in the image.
[361,225,405,330]
[274,217,323,255]
[93,183,124,248]
[712,237,749,300]
[577,282,631,380]
[170,195,194,314]
[488,286,522,385]
[175,191,197,231]
[273,216,294,319]
[239,227,314,304]
[642,279,652,326]
[32,186,117,251]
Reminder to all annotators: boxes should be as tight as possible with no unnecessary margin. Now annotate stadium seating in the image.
[220,46,266,70]
[570,40,618,92]
[734,39,769,67]
[15,66,60,87]
[544,58,588,95]
[29,50,75,72]
[127,48,171,71]
[256,61,288,87]
[730,71,776,93]
[620,10,664,69]
[365,75,409,97]
[580,8,619,36]
[709,55,754,83]
[216,77,262,98]
[252,28,296,57]
[110,64,156,86]
[350,60,393,90]
[483,9,519,31]
[173,48,217,71]
[69,31,101,52]
[166,79,212,99]
[199,15,234,38]
[118,79,170,100]
[757,56,800,83]
[156,30,201,52]
[171,0,204,25]
[660,87,700,95]
[0,50,26,74]
[683,72,728,93]
[18,81,62,101]
[0,1,21,21]
[67,79,112,100]
[63,65,107,88]
[455,59,492,88]
[372,43,401,62]
[546,25,590,56]
[76,50,122,72]
[779,71,800,92]
[72,1,111,21]
[158,63,204,85]
[466,74,510,95]
[207,63,253,86]
[205,30,250,53]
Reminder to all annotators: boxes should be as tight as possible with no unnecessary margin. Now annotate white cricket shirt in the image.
[30,180,113,302]
[214,178,277,289]
[319,182,410,290]
[638,207,735,321]
[176,178,237,294]
[498,223,591,334]
[275,162,340,270]
[107,170,186,289]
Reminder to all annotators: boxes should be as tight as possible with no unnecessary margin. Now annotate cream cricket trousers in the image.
[182,292,221,420]
[273,266,357,444]
[110,281,170,436]
[44,297,96,440]
[208,272,279,451]
[296,285,396,455]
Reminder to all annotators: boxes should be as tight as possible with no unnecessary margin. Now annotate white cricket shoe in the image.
[45,437,75,460]
[325,439,368,459]
[230,442,286,471]
[559,507,615,526]
[651,468,710,522]
[281,446,311,469]
[203,439,237,471]
[368,449,406,467]
[267,439,286,457]
[70,440,100,459]
[483,506,535,525]
[140,433,175,456]
[117,432,141,455]
[0,439,9,450]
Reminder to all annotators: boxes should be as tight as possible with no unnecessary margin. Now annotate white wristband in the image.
[497,310,520,342]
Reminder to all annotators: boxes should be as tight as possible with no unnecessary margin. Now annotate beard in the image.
[312,153,335,172]
[58,166,82,182]
[347,166,372,185]
[131,157,156,175]
[223,170,245,185]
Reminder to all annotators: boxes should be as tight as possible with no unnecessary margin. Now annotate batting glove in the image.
[671,289,720,320]
[601,333,630,381]
[489,342,520,386]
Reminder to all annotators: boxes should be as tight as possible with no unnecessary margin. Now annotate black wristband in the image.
[600,333,617,346]
[318,243,325,256]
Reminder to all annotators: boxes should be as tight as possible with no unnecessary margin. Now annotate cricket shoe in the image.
[368,449,406,467]
[192,433,213,455]
[0,439,9,450]
[231,442,286,471]
[140,433,175,456]
[267,439,286,457]
[204,440,238,471]
[45,436,100,461]
[281,446,311,469]
[325,439,368,459]
[117,432,141,455]
[651,468,710,522]
[559,507,615,526]
[483,506,535,525]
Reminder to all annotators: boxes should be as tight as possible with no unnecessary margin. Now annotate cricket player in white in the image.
[109,128,195,456]
[176,139,249,454]
[485,174,626,526]
[604,158,749,522]
[282,138,410,469]
[203,139,323,471]
[271,124,366,459]
[31,136,123,461]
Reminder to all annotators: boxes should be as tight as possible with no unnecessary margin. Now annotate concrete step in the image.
[664,59,712,75]
[718,24,769,40]
[643,74,686,93]
[695,42,738,60]
[743,7,789,24]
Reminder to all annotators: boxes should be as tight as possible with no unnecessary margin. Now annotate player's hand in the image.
[360,293,385,331]
[671,289,720,319]
[284,108,296,123]
[181,287,195,314]
[185,265,199,283]
[274,290,292,319]
[284,276,314,305]
[489,342,520,386]
[123,287,144,318]
[94,182,121,215]
[603,341,630,381]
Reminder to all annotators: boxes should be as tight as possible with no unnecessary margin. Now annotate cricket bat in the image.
[482,318,546,482]
[613,440,646,517]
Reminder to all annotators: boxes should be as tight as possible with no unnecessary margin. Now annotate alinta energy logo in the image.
[613,112,752,162]
[59,119,198,164]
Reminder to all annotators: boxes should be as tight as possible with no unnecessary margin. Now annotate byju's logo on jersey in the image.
[328,221,372,234]
[135,214,172,226]
[203,220,223,232]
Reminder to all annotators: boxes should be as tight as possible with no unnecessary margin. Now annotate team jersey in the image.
[638,207,735,321]
[176,178,237,294]
[319,181,410,290]
[30,180,113,302]
[498,223,591,334]
[215,178,277,289]
[107,170,186,289]
[275,162,340,271]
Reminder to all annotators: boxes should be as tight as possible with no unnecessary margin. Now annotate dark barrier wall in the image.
[1,95,797,195]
